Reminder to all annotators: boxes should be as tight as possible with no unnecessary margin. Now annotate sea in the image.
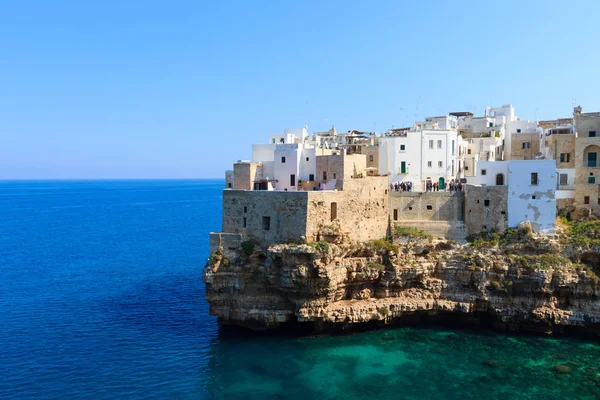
[1,179,600,399]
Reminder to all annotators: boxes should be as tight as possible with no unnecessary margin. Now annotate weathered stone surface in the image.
[203,233,600,336]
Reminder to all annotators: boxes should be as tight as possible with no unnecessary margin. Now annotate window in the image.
[558,153,571,163]
[484,200,490,207]
[281,156,286,163]
[280,138,285,143]
[400,144,406,151]
[323,171,327,181]
[228,183,232,188]
[590,131,597,137]
[531,172,538,185]
[481,169,487,176]
[517,129,522,133]
[393,209,398,221]
[427,161,432,168]
[333,173,337,179]
[290,174,296,186]
[438,161,443,168]
[559,174,568,185]
[585,196,590,205]
[467,149,471,155]
[401,161,406,174]
[589,177,596,184]
[243,217,247,228]
[426,205,433,210]
[437,140,442,149]
[589,152,597,167]
[465,166,469,171]
[272,139,276,144]
[309,174,314,181]
[522,142,530,149]
[306,157,309,161]
[428,140,433,149]
[369,155,374,162]
[489,122,493,127]
[452,140,455,154]
[262,216,271,230]
[331,202,337,221]
[244,206,247,213]
[496,173,504,185]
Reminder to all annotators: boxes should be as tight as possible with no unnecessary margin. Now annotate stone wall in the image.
[549,134,576,168]
[389,192,464,222]
[220,177,389,246]
[221,190,308,244]
[510,132,540,160]
[233,162,264,190]
[464,185,508,235]
[305,176,389,242]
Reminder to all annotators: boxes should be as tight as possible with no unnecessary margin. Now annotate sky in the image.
[1,0,599,179]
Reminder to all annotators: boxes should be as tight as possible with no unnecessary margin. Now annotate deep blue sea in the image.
[2,180,600,399]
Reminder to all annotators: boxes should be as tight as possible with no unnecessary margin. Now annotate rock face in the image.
[203,231,600,336]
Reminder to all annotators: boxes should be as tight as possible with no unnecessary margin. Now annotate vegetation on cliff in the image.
[204,218,600,335]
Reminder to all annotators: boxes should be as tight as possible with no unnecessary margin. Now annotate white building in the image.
[378,121,462,191]
[250,127,316,191]
[463,136,504,177]
[467,160,556,233]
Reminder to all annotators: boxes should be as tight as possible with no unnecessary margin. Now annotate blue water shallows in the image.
[1,180,600,400]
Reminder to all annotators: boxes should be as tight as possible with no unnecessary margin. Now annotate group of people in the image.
[448,179,464,192]
[391,178,464,192]
[390,181,413,192]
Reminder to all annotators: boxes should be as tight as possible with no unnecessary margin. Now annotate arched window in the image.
[496,173,504,185]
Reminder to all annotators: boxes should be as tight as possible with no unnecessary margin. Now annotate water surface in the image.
[1,180,599,399]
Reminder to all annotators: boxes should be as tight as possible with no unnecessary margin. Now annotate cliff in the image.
[203,221,600,337]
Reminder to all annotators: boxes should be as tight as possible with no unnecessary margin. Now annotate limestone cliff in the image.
[203,223,600,336]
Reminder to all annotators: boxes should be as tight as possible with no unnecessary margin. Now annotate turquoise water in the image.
[1,180,599,399]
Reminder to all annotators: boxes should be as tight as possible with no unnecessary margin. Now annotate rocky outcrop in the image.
[203,228,600,336]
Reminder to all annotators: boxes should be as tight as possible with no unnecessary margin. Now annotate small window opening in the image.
[262,216,271,230]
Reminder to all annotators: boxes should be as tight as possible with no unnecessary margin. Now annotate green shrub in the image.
[308,241,330,253]
[369,239,399,254]
[241,239,258,256]
[378,306,389,318]
[470,232,499,248]
[393,226,432,240]
[567,220,600,248]
[367,261,385,272]
[510,254,571,271]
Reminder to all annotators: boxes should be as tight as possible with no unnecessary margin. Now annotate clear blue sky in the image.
[1,0,599,179]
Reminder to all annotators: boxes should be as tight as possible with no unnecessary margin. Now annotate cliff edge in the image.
[203,220,600,336]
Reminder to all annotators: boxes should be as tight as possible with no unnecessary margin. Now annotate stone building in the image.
[510,131,541,160]
[364,144,379,176]
[232,161,264,190]
[464,185,508,235]
[316,151,367,190]
[212,176,389,250]
[574,106,600,214]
